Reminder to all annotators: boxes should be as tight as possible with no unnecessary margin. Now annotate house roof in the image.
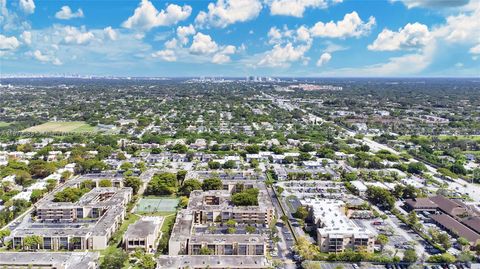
[431,214,480,244]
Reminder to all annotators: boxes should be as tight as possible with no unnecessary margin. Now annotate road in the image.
[266,186,297,269]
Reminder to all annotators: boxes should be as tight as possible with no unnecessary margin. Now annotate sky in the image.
[0,0,479,77]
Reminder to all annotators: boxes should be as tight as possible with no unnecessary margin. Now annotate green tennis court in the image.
[134,197,179,213]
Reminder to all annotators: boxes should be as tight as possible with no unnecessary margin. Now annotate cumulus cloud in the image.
[316,52,331,66]
[103,26,117,41]
[258,42,311,67]
[391,0,469,9]
[368,22,431,51]
[433,7,480,44]
[63,26,95,45]
[470,43,480,54]
[189,32,219,54]
[55,6,84,20]
[122,0,192,31]
[269,0,341,17]
[20,31,31,45]
[152,49,176,61]
[19,0,35,14]
[177,24,196,45]
[212,45,236,64]
[0,34,20,50]
[195,0,262,28]
[310,11,375,38]
[32,50,62,65]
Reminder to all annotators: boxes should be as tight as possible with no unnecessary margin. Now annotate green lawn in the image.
[22,121,97,133]
[0,122,11,127]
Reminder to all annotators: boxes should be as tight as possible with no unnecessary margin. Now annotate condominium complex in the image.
[301,198,375,253]
[123,216,164,252]
[168,180,273,265]
[10,177,132,251]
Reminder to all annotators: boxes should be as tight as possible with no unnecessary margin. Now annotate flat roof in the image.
[156,255,270,268]
[125,216,163,238]
[0,252,99,269]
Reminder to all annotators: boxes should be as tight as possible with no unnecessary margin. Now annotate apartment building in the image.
[301,198,375,253]
[123,216,164,252]
[10,182,132,251]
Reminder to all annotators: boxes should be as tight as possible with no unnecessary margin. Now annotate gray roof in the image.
[0,252,99,269]
[157,255,270,269]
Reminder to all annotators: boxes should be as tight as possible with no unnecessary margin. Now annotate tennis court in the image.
[134,197,179,213]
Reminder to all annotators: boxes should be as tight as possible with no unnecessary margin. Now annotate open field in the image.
[0,122,11,127]
[22,121,97,133]
[398,135,480,141]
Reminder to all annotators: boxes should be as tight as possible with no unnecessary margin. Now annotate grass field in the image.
[22,121,97,133]
[0,122,11,127]
[398,135,480,141]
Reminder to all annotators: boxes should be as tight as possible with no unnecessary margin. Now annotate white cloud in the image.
[32,50,62,65]
[103,27,117,41]
[190,32,219,54]
[55,6,84,20]
[195,0,262,28]
[19,0,35,14]
[63,26,95,45]
[433,7,480,44]
[267,27,282,44]
[212,45,236,64]
[165,38,178,49]
[310,11,375,38]
[470,43,480,54]
[0,34,20,50]
[20,31,31,45]
[269,0,341,17]
[316,52,331,66]
[152,49,176,61]
[258,42,311,67]
[368,22,431,51]
[177,24,196,45]
[296,25,311,42]
[122,0,192,31]
[392,0,469,9]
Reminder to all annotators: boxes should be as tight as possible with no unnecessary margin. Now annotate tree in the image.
[14,170,32,187]
[145,172,178,195]
[124,176,142,194]
[208,161,221,170]
[53,187,88,202]
[377,234,389,252]
[120,162,133,171]
[98,179,112,187]
[178,196,189,208]
[199,246,214,255]
[202,177,222,191]
[280,215,288,223]
[299,152,311,161]
[300,143,315,152]
[177,170,187,182]
[101,247,128,269]
[450,163,467,175]
[171,143,188,153]
[437,232,451,249]
[231,188,259,206]
[80,179,96,190]
[30,189,45,203]
[365,186,395,210]
[403,249,417,263]
[23,235,43,250]
[223,160,236,169]
[61,170,72,181]
[457,237,470,247]
[227,227,236,234]
[293,206,309,220]
[407,211,419,226]
[407,162,427,174]
[245,145,260,154]
[0,229,11,246]
[179,179,202,196]
[245,225,256,234]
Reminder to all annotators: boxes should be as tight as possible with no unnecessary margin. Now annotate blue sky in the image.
[1,0,479,77]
